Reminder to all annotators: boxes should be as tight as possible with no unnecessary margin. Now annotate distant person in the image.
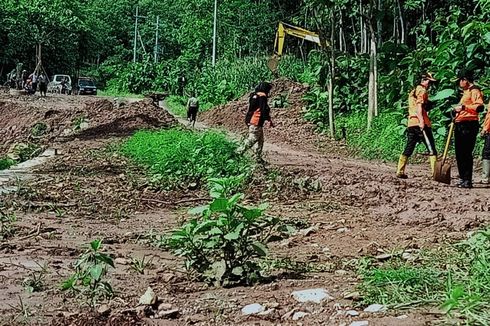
[238,82,274,164]
[453,70,484,188]
[178,75,186,96]
[396,72,437,179]
[481,102,490,184]
[38,74,47,97]
[186,93,199,128]
[29,72,38,94]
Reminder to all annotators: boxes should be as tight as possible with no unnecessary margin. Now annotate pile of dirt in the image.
[0,96,177,155]
[200,78,338,152]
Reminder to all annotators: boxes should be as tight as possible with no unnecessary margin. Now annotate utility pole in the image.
[212,0,217,66]
[133,6,139,63]
[133,6,147,63]
[154,16,159,63]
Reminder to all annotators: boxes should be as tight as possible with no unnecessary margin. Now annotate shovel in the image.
[433,122,455,184]
[421,129,435,156]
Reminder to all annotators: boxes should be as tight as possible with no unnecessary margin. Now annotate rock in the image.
[158,309,179,319]
[241,303,265,315]
[136,306,150,318]
[291,288,333,304]
[161,273,175,282]
[292,311,309,320]
[282,309,297,320]
[402,252,415,261]
[343,291,361,300]
[375,253,392,261]
[337,227,349,233]
[363,304,387,313]
[345,310,359,317]
[396,314,409,319]
[158,303,172,311]
[335,269,348,275]
[115,257,129,265]
[299,225,318,236]
[97,304,111,315]
[350,321,369,326]
[139,287,157,306]
[79,122,89,130]
[258,308,275,316]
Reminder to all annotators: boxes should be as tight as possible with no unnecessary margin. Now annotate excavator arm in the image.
[268,22,326,74]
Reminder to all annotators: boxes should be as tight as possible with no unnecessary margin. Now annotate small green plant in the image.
[73,115,88,131]
[22,262,49,293]
[167,176,276,286]
[30,122,48,137]
[0,210,17,240]
[0,157,16,170]
[61,239,115,307]
[130,255,154,274]
[271,92,290,108]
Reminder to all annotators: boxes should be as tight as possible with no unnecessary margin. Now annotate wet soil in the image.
[0,87,489,326]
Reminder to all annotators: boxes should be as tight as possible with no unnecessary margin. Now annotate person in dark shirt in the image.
[238,82,274,163]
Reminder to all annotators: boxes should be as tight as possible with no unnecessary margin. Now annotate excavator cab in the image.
[268,22,326,75]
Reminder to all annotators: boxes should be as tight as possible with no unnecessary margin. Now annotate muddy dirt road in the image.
[0,90,489,326]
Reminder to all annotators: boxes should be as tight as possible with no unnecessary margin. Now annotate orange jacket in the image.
[456,86,484,123]
[408,85,431,128]
[483,103,490,133]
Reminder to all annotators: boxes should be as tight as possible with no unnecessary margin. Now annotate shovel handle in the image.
[421,129,434,156]
[442,122,455,164]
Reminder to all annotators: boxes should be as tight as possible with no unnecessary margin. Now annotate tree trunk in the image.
[397,0,405,44]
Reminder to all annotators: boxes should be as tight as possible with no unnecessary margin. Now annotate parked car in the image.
[75,77,97,95]
[48,74,72,94]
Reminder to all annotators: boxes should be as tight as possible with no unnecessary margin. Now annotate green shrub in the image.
[0,158,15,170]
[167,176,275,286]
[121,128,253,189]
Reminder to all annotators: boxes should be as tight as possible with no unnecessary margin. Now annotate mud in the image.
[0,87,489,326]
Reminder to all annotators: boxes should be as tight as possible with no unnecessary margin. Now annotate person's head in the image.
[457,70,474,89]
[420,72,436,87]
[255,81,272,95]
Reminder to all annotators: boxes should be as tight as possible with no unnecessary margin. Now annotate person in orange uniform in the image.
[239,82,274,163]
[453,71,485,188]
[396,72,437,179]
[480,103,490,184]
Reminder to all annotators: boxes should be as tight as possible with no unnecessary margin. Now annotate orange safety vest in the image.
[456,86,483,123]
[483,103,490,133]
[249,92,267,126]
[408,85,431,128]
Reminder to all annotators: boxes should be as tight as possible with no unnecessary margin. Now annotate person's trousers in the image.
[402,126,437,157]
[241,125,264,159]
[482,133,490,160]
[455,121,479,181]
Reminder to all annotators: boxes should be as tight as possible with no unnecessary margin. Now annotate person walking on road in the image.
[453,71,485,188]
[38,74,47,97]
[186,93,199,128]
[480,102,490,184]
[396,72,438,179]
[238,82,274,164]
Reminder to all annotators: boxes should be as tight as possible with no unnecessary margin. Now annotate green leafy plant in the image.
[166,176,276,286]
[0,210,17,240]
[22,262,49,293]
[61,239,115,307]
[73,116,88,131]
[30,122,48,137]
[130,255,153,274]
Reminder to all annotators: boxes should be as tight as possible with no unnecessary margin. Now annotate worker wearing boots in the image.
[453,71,484,189]
[238,82,274,163]
[480,102,490,184]
[396,72,437,179]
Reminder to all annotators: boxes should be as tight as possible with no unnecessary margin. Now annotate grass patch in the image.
[97,90,144,99]
[121,127,253,189]
[358,229,490,324]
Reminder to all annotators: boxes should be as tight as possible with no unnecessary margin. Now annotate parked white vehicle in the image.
[48,74,72,94]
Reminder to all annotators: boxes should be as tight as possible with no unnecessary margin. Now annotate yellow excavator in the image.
[267,22,326,74]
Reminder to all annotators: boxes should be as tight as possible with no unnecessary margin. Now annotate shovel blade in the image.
[433,160,451,184]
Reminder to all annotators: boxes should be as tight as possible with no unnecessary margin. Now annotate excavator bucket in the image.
[267,56,279,74]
